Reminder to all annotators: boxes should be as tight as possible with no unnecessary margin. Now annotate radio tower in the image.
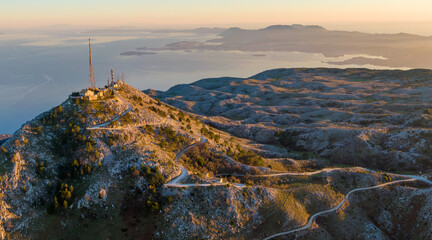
[88,38,96,90]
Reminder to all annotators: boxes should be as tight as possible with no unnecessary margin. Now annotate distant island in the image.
[120,51,157,56]
[87,27,225,35]
[146,24,432,68]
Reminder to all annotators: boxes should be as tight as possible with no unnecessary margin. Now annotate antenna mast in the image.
[111,68,114,84]
[88,38,96,90]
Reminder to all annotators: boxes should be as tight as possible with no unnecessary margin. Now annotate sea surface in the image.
[0,31,402,134]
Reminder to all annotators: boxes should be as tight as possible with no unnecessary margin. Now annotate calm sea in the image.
[0,31,400,134]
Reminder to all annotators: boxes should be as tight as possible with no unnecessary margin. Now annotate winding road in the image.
[86,86,432,239]
[262,174,431,240]
[165,136,245,188]
[87,89,134,130]
[216,167,432,184]
[88,89,170,130]
[86,88,240,188]
[216,167,347,178]
[90,117,169,130]
[164,137,206,186]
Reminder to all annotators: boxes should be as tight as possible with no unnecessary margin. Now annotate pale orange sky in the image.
[2,0,432,34]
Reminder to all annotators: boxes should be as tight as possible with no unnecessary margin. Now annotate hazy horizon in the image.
[3,22,432,37]
[2,0,432,35]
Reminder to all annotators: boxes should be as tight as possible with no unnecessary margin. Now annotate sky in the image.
[2,0,432,34]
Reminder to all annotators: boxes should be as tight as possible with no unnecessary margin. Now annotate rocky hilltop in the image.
[148,68,432,174]
[0,71,431,240]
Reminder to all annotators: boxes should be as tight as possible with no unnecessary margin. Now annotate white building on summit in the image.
[69,38,124,101]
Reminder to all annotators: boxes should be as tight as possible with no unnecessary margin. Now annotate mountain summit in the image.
[1,71,431,239]
[0,81,281,239]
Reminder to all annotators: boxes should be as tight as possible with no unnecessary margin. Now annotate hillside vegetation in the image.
[149,68,432,174]
[0,69,431,239]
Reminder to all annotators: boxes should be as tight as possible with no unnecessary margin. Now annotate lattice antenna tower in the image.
[111,68,114,84]
[88,38,96,90]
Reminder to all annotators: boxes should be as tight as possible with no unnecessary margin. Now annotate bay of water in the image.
[0,32,401,134]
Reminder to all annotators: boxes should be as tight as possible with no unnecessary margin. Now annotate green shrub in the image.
[159,140,167,148]
[178,112,185,122]
[35,160,47,177]
[275,129,301,148]
[145,124,154,133]
[107,138,114,146]
[53,183,74,211]
[227,146,264,167]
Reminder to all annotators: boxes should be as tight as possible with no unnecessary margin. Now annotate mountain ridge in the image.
[0,72,431,239]
[147,67,432,173]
